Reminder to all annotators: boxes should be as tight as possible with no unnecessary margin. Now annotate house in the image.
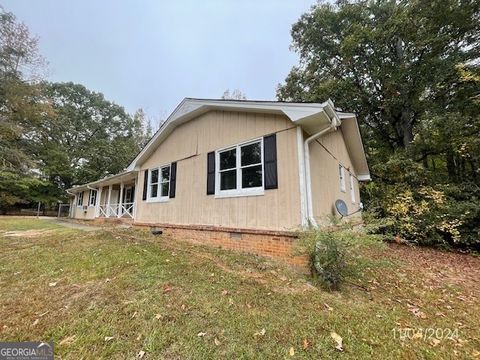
[68,98,370,263]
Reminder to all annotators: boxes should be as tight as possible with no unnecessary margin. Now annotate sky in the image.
[3,0,315,125]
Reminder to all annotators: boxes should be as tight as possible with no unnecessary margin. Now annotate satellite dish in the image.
[335,199,348,217]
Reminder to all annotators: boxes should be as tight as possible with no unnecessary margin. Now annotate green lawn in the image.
[0,217,478,359]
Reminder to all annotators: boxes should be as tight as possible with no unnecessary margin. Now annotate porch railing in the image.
[99,202,134,219]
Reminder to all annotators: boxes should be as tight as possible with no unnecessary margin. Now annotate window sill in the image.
[146,197,170,203]
[214,189,264,199]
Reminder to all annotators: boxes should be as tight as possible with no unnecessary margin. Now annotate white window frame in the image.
[339,165,346,193]
[215,138,264,198]
[147,164,171,203]
[349,174,356,204]
[88,189,97,207]
[76,191,84,207]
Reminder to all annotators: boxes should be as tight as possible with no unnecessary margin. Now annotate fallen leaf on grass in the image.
[408,307,427,319]
[221,289,229,296]
[163,287,172,294]
[302,338,310,350]
[104,336,114,342]
[254,328,266,337]
[59,335,76,346]
[197,332,207,337]
[136,350,145,359]
[289,347,295,356]
[331,332,344,352]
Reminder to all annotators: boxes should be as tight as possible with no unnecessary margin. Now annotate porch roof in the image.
[67,170,137,194]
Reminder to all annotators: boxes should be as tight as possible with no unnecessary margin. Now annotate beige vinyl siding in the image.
[135,110,301,231]
[309,128,362,224]
[71,190,96,219]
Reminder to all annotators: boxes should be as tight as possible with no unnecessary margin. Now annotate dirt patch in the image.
[2,229,55,238]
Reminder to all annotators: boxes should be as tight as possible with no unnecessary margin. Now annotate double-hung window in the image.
[216,139,263,197]
[339,165,346,192]
[89,189,97,207]
[148,165,170,202]
[77,191,84,206]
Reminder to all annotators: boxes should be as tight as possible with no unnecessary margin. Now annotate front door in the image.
[123,186,135,214]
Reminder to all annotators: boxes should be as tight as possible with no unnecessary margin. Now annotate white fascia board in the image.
[357,174,372,181]
[67,170,137,192]
[337,112,370,179]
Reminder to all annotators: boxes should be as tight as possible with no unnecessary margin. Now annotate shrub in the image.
[298,229,384,291]
[363,153,480,251]
[311,232,346,290]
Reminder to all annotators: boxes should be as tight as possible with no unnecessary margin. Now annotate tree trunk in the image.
[394,109,414,148]
[446,149,456,180]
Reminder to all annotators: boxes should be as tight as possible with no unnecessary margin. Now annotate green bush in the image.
[362,153,480,250]
[298,229,384,291]
[311,233,346,290]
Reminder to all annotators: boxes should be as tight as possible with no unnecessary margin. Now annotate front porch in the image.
[94,171,137,220]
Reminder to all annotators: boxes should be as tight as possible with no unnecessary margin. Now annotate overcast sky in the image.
[3,0,315,124]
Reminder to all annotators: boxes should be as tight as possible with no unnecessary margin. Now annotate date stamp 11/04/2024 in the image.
[392,328,459,342]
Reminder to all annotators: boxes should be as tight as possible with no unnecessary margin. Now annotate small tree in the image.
[222,89,247,100]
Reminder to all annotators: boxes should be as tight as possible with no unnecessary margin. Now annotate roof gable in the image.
[126,98,370,179]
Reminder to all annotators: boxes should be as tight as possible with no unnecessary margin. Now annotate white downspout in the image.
[296,127,308,228]
[304,121,339,228]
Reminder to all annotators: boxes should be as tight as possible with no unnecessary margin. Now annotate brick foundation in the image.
[134,222,308,267]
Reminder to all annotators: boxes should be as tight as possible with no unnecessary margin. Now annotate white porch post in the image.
[133,176,138,220]
[95,186,103,218]
[118,182,124,218]
[71,195,76,218]
[107,185,112,217]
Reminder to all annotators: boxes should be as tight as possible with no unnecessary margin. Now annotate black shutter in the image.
[169,162,177,198]
[263,134,278,189]
[207,151,215,195]
[142,169,148,200]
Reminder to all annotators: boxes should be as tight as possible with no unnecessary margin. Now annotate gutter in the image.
[303,111,341,228]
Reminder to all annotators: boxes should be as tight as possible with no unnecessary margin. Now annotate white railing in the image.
[98,202,134,219]
[120,202,135,218]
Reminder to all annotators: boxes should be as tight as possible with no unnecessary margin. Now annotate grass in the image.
[0,217,479,359]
